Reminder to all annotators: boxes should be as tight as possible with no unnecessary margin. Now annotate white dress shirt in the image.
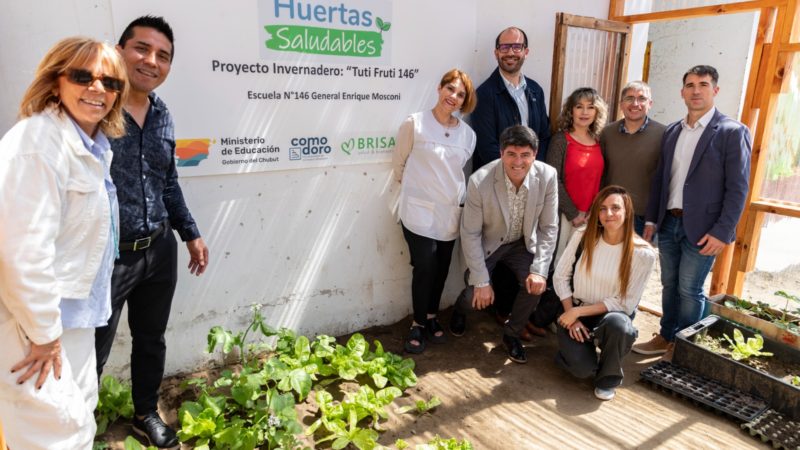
[667,107,716,210]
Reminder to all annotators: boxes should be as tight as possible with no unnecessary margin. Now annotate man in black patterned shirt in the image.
[94,16,209,448]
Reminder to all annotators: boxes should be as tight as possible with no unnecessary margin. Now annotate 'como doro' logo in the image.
[289,136,332,160]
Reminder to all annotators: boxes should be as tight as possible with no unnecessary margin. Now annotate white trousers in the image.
[0,304,97,450]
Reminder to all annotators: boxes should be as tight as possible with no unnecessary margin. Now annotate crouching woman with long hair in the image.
[553,186,656,401]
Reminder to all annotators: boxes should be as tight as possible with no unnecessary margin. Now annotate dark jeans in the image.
[555,311,637,389]
[95,228,178,415]
[455,239,540,338]
[401,224,456,325]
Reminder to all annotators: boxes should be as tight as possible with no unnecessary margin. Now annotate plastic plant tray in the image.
[741,408,800,449]
[640,360,768,422]
[673,315,800,419]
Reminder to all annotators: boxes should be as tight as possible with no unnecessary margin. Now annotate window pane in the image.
[562,27,622,113]
[760,52,800,204]
[741,214,800,311]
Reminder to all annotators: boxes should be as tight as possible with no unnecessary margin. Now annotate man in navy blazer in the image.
[633,65,751,357]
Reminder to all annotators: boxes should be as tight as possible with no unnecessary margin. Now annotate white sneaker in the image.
[594,387,616,401]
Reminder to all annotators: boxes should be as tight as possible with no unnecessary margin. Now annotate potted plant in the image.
[673,315,800,419]
[706,290,800,350]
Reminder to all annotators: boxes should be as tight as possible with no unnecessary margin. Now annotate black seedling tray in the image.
[640,360,768,421]
[673,315,800,419]
[742,408,800,449]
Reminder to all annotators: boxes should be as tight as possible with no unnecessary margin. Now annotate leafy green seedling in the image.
[723,329,774,361]
[774,290,800,333]
[206,304,276,365]
[123,436,157,450]
[95,375,134,435]
[397,396,441,415]
[417,436,474,450]
[791,375,800,387]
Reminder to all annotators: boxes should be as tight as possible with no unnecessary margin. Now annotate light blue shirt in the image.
[59,120,118,329]
[502,75,529,127]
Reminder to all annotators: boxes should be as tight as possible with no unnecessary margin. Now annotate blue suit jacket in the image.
[645,108,751,244]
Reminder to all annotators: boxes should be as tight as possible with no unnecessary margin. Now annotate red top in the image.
[564,132,604,212]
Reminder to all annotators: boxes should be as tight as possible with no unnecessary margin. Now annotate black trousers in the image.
[95,228,178,415]
[401,224,455,325]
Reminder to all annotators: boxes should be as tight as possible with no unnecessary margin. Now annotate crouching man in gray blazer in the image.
[449,125,559,363]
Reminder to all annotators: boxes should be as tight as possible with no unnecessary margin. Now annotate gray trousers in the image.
[555,311,638,389]
[455,239,540,338]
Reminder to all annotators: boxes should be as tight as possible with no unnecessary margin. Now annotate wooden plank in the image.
[609,0,626,21]
[743,211,766,271]
[617,0,786,24]
[750,199,800,217]
[710,243,734,295]
[563,14,631,33]
[615,29,633,120]
[643,41,652,82]
[549,13,568,133]
[779,42,800,51]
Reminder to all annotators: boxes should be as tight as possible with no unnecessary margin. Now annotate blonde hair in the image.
[579,185,649,298]
[556,87,608,140]
[19,37,129,138]
[439,68,477,115]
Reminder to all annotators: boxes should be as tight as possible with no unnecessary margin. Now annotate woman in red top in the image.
[546,87,608,264]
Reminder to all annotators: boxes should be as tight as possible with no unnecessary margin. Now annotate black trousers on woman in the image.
[401,224,455,325]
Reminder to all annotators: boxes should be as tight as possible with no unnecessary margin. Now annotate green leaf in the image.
[123,436,147,450]
[346,333,368,357]
[295,335,311,361]
[351,428,379,450]
[332,436,352,450]
[289,367,312,400]
[376,17,384,29]
[206,326,234,354]
[381,22,391,32]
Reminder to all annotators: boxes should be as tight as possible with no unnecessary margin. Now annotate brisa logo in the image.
[261,0,392,59]
[289,136,332,160]
[340,135,395,155]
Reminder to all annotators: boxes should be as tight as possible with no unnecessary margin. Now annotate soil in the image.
[98,308,765,449]
[695,331,800,384]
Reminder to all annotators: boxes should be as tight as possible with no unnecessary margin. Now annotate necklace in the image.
[432,109,456,138]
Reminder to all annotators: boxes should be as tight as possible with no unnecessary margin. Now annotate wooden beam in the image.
[549,13,568,134]
[710,242,735,295]
[751,199,800,217]
[617,0,786,24]
[562,14,631,33]
[779,42,800,51]
[643,41,652,82]
[609,0,626,21]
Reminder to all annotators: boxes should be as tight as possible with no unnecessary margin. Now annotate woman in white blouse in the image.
[392,69,477,354]
[553,185,656,400]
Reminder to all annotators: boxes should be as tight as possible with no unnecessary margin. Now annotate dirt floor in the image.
[101,310,768,449]
[97,256,800,449]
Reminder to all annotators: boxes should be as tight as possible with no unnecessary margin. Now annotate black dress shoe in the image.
[503,334,527,364]
[132,411,179,448]
[449,312,466,337]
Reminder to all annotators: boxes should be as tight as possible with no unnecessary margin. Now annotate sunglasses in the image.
[63,69,124,93]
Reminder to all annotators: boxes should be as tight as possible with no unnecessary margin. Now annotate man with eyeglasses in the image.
[94,15,209,448]
[471,27,551,169]
[599,80,666,236]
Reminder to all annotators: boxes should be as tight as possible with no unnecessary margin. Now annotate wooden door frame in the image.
[549,13,632,131]
[608,0,800,296]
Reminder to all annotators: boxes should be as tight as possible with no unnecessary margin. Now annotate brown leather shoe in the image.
[632,333,670,355]
[520,328,532,341]
[526,322,547,337]
[494,312,510,326]
[662,343,676,362]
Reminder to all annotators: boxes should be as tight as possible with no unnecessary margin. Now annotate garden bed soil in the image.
[100,309,765,449]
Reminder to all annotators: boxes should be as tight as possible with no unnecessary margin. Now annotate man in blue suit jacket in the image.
[633,65,751,357]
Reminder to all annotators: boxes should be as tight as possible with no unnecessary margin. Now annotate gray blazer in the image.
[461,159,559,286]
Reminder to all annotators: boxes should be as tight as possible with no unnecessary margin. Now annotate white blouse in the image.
[391,110,476,241]
[553,229,656,315]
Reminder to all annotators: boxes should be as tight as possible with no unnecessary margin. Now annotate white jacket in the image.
[0,108,111,344]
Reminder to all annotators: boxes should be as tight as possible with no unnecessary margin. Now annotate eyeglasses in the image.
[63,69,123,93]
[622,96,649,104]
[496,43,526,53]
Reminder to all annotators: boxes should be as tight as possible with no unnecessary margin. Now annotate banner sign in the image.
[111,0,475,177]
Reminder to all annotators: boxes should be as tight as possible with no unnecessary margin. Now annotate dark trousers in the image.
[401,224,455,325]
[95,229,178,415]
[554,311,637,389]
[455,239,540,338]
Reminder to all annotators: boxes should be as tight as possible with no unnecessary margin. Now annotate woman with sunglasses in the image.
[553,185,656,401]
[392,69,477,354]
[0,37,128,449]
[546,87,608,264]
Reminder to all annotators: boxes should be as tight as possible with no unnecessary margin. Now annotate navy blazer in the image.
[469,68,551,169]
[645,108,751,244]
